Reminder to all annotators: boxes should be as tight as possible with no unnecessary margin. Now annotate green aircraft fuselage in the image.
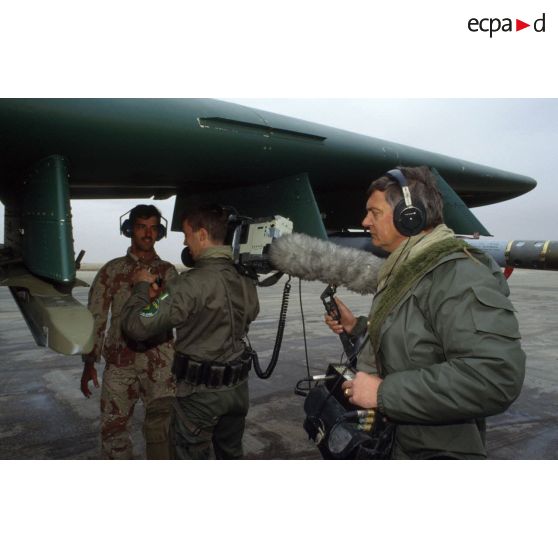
[0,99,535,215]
[0,99,539,355]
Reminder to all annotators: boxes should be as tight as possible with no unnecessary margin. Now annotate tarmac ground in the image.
[0,269,556,459]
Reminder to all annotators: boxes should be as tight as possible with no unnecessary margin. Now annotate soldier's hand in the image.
[324,297,357,335]
[81,363,99,398]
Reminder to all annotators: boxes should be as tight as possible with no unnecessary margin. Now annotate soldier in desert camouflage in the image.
[80,204,178,459]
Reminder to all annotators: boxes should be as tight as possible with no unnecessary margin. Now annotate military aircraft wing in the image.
[0,99,541,353]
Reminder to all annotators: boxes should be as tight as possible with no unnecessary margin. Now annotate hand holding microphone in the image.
[269,232,381,362]
[324,296,357,335]
[321,285,358,361]
[131,268,163,300]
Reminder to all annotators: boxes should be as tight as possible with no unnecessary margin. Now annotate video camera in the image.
[226,213,293,276]
[226,212,294,380]
[181,209,293,276]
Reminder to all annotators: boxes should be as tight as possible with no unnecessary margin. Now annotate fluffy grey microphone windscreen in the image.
[269,233,383,295]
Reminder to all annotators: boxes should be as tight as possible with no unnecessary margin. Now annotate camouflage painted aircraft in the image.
[0,99,554,355]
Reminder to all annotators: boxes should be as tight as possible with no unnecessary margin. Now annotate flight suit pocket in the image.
[470,285,521,339]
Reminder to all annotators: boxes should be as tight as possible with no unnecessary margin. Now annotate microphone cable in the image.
[299,278,311,382]
[295,327,370,406]
[249,275,292,379]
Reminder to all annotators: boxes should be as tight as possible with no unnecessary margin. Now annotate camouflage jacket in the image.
[83,248,178,366]
[121,246,260,363]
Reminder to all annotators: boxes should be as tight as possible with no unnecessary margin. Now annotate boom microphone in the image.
[269,233,383,295]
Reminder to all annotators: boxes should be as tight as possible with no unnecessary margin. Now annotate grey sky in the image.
[2,99,556,264]
[232,99,556,239]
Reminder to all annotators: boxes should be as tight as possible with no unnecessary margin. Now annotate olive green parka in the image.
[352,247,525,459]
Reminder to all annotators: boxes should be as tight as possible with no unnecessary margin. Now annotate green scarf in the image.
[369,225,471,353]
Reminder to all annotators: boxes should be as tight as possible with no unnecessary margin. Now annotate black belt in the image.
[172,351,252,388]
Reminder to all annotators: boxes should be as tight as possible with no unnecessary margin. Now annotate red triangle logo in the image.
[516,19,530,31]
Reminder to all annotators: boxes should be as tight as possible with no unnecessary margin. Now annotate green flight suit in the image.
[121,246,260,459]
[350,235,525,459]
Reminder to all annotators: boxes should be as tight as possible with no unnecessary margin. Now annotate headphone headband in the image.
[384,169,407,188]
[119,209,168,240]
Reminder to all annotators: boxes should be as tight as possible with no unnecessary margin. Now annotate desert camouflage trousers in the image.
[100,343,175,459]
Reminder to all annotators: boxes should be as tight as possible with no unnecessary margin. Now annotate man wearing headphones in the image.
[80,204,178,459]
[120,205,259,460]
[325,166,525,459]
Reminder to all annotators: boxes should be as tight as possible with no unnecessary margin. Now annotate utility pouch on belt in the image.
[172,351,252,388]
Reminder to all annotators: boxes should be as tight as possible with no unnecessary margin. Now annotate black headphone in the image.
[119,210,168,241]
[385,168,426,237]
